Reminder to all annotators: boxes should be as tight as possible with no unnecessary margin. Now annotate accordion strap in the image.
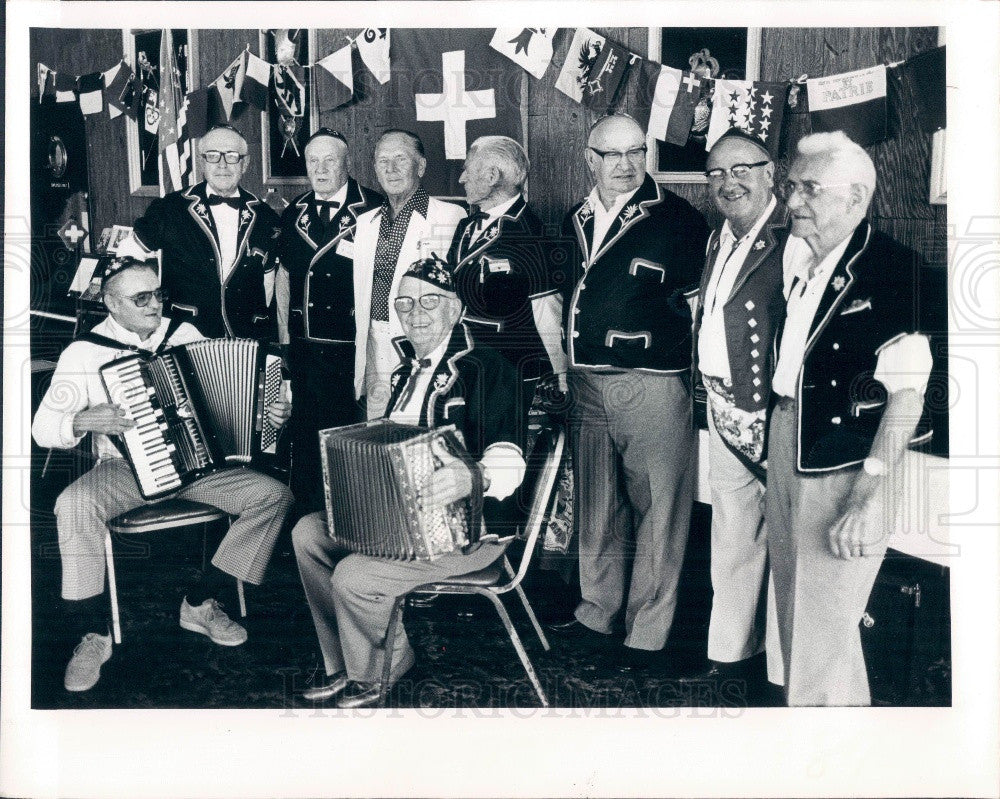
[74,316,184,356]
[445,430,485,541]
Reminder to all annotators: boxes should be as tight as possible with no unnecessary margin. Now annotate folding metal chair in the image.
[105,498,245,644]
[379,425,566,708]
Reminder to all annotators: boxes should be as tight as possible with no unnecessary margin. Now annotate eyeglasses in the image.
[111,289,165,308]
[201,151,246,165]
[394,294,446,313]
[589,145,648,165]
[704,161,770,181]
[778,180,854,202]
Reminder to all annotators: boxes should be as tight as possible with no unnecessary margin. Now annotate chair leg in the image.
[480,590,549,707]
[105,533,122,645]
[379,597,405,708]
[236,580,246,618]
[503,556,550,652]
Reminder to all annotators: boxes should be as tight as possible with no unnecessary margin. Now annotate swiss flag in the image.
[388,29,523,196]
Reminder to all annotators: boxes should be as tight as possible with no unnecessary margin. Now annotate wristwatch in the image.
[863,456,887,476]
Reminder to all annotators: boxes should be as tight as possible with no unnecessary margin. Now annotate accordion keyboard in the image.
[102,358,185,496]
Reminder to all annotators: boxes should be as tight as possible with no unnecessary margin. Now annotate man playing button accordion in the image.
[292,256,525,709]
[32,259,293,693]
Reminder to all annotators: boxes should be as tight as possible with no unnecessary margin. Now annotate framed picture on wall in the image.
[259,29,320,186]
[122,29,198,196]
[647,27,761,183]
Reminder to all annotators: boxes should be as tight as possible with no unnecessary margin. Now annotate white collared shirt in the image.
[315,182,348,221]
[698,196,777,380]
[771,233,932,398]
[588,185,639,255]
[470,195,520,246]
[206,187,241,282]
[31,316,203,460]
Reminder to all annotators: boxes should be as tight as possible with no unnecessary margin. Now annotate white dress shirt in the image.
[698,196,777,381]
[588,185,639,255]
[31,316,203,460]
[388,337,526,500]
[771,234,932,398]
[205,188,241,283]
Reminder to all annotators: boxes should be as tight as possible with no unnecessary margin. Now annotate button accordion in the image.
[320,420,484,561]
[100,338,283,499]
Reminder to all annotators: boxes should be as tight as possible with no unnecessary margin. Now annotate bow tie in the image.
[410,356,433,369]
[467,205,488,225]
[315,199,341,213]
[207,194,242,209]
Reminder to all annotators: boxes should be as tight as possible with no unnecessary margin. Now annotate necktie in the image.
[207,195,242,209]
[315,199,341,221]
[395,358,433,410]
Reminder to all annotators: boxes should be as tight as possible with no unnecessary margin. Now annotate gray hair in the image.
[469,136,529,192]
[796,131,877,194]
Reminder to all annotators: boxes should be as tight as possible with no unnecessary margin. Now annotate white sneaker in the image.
[64,632,112,692]
[179,598,247,646]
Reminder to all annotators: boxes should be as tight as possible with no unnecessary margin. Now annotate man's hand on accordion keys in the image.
[72,403,137,436]
[422,436,487,509]
[264,381,292,430]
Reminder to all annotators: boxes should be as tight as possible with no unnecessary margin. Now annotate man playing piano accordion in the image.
[292,256,526,708]
[32,259,293,693]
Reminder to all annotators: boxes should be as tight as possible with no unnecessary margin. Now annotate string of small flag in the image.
[35,27,945,154]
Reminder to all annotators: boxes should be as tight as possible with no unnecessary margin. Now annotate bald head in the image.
[584,115,647,206]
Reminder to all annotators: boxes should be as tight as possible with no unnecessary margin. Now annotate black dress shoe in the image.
[301,671,349,702]
[615,645,664,673]
[674,659,750,683]
[546,618,609,635]
[337,680,382,709]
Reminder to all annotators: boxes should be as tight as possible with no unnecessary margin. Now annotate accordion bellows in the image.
[320,421,484,561]
[100,338,283,499]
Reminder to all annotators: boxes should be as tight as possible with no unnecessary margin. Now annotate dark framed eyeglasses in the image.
[777,179,854,202]
[394,294,446,313]
[201,150,246,165]
[589,145,647,165]
[112,289,165,308]
[704,161,770,181]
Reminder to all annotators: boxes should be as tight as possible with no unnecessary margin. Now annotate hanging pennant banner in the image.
[490,27,555,80]
[807,65,887,147]
[554,28,606,104]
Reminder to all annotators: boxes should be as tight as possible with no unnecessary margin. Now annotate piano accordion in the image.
[100,338,283,499]
[320,421,484,561]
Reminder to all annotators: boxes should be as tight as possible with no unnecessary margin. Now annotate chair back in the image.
[508,424,565,586]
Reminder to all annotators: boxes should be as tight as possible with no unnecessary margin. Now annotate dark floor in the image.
[28,443,951,710]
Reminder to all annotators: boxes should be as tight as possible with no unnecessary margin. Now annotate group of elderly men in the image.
[34,110,931,708]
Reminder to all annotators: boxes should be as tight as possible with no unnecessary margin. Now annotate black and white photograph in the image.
[2,2,998,797]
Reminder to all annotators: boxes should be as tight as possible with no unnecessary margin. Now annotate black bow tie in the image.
[207,194,242,209]
[315,199,341,213]
[467,205,488,224]
[410,357,433,369]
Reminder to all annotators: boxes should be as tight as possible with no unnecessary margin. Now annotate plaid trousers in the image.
[54,458,293,601]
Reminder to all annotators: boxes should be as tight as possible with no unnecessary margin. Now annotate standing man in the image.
[449,135,567,440]
[117,125,282,340]
[274,128,383,515]
[686,128,788,688]
[551,114,708,667]
[767,131,932,706]
[352,130,465,418]
[32,259,292,693]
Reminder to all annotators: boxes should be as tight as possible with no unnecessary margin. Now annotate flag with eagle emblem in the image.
[489,28,556,79]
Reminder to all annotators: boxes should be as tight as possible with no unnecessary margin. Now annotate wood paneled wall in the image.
[30,26,945,266]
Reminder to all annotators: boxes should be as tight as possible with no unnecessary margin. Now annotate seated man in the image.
[292,256,525,709]
[32,258,294,693]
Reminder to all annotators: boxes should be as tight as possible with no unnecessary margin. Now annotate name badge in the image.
[486,257,511,274]
[336,238,355,259]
